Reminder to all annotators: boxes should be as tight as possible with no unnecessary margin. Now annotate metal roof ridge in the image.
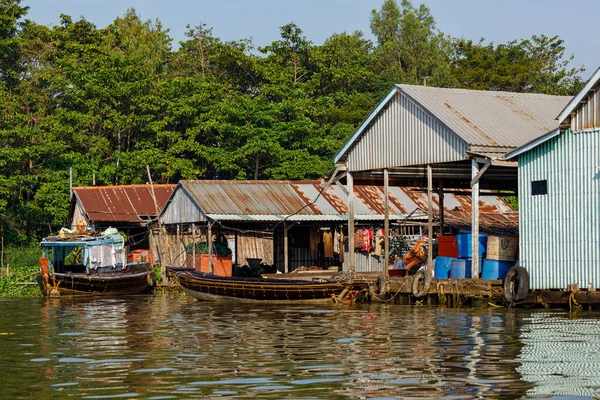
[179,179,322,185]
[556,66,600,123]
[73,184,176,190]
[398,84,572,99]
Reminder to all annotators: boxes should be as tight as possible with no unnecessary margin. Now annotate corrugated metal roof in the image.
[334,85,571,166]
[398,85,571,148]
[167,180,517,233]
[73,185,176,224]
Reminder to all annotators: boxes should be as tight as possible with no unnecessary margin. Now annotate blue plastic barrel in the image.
[434,257,454,279]
[482,259,513,280]
[456,233,488,258]
[450,258,472,279]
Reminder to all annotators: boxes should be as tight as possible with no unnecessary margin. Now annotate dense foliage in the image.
[0,0,584,245]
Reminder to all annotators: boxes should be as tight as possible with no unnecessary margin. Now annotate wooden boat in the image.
[39,229,153,297]
[169,268,362,303]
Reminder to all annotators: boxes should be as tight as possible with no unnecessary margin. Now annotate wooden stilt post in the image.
[176,224,181,267]
[427,164,433,278]
[471,159,480,279]
[438,179,444,236]
[208,221,213,274]
[383,168,390,281]
[347,171,355,277]
[192,223,196,270]
[283,221,289,273]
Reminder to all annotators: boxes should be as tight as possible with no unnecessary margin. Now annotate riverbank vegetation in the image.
[0,245,41,296]
[0,0,584,246]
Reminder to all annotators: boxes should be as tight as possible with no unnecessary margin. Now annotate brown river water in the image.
[0,295,599,399]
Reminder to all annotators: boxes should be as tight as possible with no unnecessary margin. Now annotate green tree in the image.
[451,34,584,95]
[370,0,455,91]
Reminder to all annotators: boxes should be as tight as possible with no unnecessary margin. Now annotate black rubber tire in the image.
[503,266,530,303]
[412,268,431,298]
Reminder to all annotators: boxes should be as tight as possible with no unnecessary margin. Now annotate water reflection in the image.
[0,296,599,398]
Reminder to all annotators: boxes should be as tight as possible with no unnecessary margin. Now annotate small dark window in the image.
[531,180,548,196]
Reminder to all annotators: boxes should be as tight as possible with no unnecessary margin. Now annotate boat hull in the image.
[40,264,153,297]
[174,270,352,304]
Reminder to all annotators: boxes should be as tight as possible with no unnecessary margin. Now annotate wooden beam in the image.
[348,171,355,277]
[471,159,480,279]
[470,159,491,187]
[383,168,389,280]
[427,165,433,278]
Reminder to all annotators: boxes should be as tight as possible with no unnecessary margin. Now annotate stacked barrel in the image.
[434,234,518,280]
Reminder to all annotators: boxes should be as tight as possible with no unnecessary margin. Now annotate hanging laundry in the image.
[333,228,340,255]
[374,229,385,255]
[310,225,319,258]
[323,230,333,258]
[361,228,373,252]
[354,228,364,249]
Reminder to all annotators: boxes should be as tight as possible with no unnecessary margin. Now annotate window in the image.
[531,180,548,196]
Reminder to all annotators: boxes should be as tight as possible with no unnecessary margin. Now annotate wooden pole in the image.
[146,165,164,275]
[438,179,444,236]
[192,223,196,270]
[208,221,213,274]
[471,159,480,279]
[427,164,433,277]
[383,168,390,280]
[347,171,355,276]
[69,167,73,201]
[283,222,289,273]
[176,224,181,266]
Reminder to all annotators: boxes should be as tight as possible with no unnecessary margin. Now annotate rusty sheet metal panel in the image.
[159,181,517,233]
[348,91,469,171]
[181,180,312,217]
[519,128,600,290]
[73,185,175,224]
[160,185,207,224]
[404,187,518,234]
[398,85,570,149]
[342,252,384,273]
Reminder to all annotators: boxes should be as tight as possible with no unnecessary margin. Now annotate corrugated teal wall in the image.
[519,128,600,289]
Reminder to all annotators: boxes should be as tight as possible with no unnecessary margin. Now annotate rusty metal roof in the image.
[73,185,176,224]
[172,180,517,233]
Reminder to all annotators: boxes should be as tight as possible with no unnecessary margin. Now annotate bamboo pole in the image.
[347,171,355,277]
[192,223,196,270]
[471,159,480,279]
[208,221,213,274]
[283,222,289,273]
[427,165,433,278]
[438,179,444,236]
[383,168,389,281]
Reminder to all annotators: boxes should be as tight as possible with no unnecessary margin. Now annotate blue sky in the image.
[22,0,599,80]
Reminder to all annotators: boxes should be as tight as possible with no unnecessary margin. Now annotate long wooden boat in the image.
[170,268,361,304]
[39,229,153,297]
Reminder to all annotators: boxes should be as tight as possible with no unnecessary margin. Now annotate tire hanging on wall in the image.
[503,266,530,303]
[412,268,431,298]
